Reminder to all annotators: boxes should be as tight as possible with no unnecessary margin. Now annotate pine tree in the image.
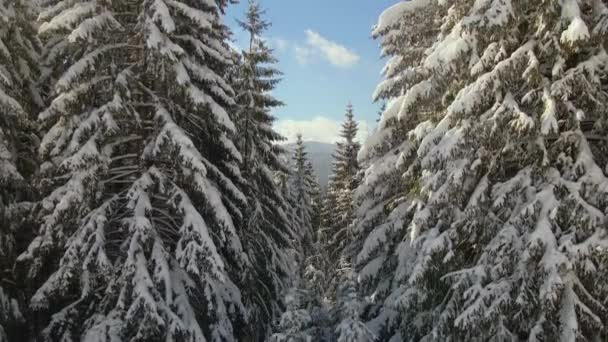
[334,265,375,342]
[357,0,608,340]
[233,1,296,338]
[307,161,322,233]
[348,2,438,338]
[322,104,361,303]
[270,287,313,342]
[17,0,253,340]
[326,104,360,259]
[291,134,317,249]
[0,0,40,340]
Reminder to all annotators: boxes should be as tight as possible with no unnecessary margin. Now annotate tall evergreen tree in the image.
[291,134,317,249]
[349,2,438,338]
[334,265,375,342]
[233,1,296,338]
[307,161,322,233]
[269,287,313,342]
[17,0,253,340]
[272,135,328,341]
[0,0,40,340]
[322,103,361,303]
[356,0,608,340]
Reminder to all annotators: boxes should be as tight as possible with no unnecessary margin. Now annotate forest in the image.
[1,0,608,341]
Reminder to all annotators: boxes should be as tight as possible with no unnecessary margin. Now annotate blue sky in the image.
[225,0,395,143]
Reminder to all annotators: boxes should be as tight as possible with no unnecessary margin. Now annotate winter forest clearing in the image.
[1,0,608,341]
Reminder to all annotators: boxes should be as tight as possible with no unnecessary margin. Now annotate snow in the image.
[40,76,112,121]
[373,0,431,36]
[358,255,385,280]
[358,125,393,162]
[200,177,243,255]
[60,134,100,170]
[467,0,514,28]
[398,79,433,121]
[505,93,535,132]
[561,17,590,45]
[183,57,235,105]
[154,104,208,177]
[561,0,582,20]
[187,85,236,132]
[559,285,578,342]
[168,0,213,30]
[540,87,558,135]
[151,0,176,33]
[0,85,24,115]
[0,40,11,73]
[68,12,122,43]
[220,133,242,162]
[203,159,247,204]
[173,184,225,279]
[145,20,184,61]
[38,2,96,35]
[424,23,474,70]
[56,45,125,91]
[447,41,535,117]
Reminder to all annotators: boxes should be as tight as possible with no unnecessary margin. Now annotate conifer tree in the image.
[325,104,360,260]
[269,287,313,342]
[356,0,608,340]
[233,1,296,337]
[17,0,252,340]
[291,134,317,249]
[334,266,375,342]
[0,0,40,340]
[322,104,361,304]
[307,161,322,233]
[349,2,436,337]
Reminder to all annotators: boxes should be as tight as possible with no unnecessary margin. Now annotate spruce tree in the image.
[17,0,252,340]
[0,0,40,340]
[356,0,608,340]
[307,161,322,234]
[291,134,317,249]
[334,265,375,342]
[233,0,296,338]
[348,2,437,338]
[326,104,360,260]
[291,135,331,341]
[322,104,361,304]
[269,287,313,342]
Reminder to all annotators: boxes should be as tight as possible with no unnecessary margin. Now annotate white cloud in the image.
[294,45,314,65]
[271,37,289,51]
[275,116,369,144]
[303,30,360,68]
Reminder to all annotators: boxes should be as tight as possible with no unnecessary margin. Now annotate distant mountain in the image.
[283,141,335,188]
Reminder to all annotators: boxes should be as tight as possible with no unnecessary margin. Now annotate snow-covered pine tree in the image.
[233,1,297,338]
[303,159,326,302]
[292,135,319,248]
[321,104,361,304]
[361,0,608,340]
[348,2,443,339]
[269,286,314,342]
[0,0,40,340]
[17,0,253,340]
[282,136,330,340]
[334,265,375,342]
[307,160,322,232]
[325,104,361,261]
